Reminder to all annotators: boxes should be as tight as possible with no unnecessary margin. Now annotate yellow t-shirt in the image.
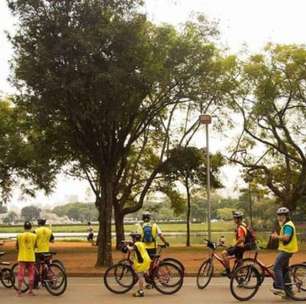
[35,227,52,253]
[135,222,159,249]
[17,232,37,262]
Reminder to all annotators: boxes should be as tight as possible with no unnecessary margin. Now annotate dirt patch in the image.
[1,241,306,275]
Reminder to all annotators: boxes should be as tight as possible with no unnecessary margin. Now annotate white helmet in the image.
[276,207,290,215]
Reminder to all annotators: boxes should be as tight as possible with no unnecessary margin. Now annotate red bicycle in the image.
[230,250,306,301]
[197,239,256,289]
[12,252,67,296]
[104,243,184,295]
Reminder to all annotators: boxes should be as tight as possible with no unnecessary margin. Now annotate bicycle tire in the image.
[152,261,184,295]
[230,264,261,301]
[11,263,29,293]
[104,264,136,294]
[240,258,265,284]
[162,258,185,274]
[196,259,214,289]
[285,264,306,301]
[1,268,14,288]
[44,263,68,296]
[52,259,66,271]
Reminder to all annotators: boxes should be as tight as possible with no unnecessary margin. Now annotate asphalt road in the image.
[0,277,292,303]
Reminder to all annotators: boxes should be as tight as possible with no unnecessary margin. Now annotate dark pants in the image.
[273,251,292,289]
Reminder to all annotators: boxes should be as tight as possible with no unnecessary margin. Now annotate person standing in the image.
[16,221,37,296]
[270,207,298,296]
[136,212,169,259]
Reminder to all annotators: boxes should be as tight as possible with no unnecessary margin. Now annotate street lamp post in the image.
[199,114,212,241]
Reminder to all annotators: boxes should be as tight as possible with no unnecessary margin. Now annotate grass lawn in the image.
[0,221,235,233]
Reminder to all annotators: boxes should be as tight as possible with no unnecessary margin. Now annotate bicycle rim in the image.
[104,264,136,294]
[285,264,306,301]
[152,262,184,295]
[230,265,261,301]
[162,258,185,274]
[196,259,213,289]
[44,264,67,296]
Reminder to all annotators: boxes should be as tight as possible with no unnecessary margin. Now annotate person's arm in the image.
[271,225,293,243]
[156,225,169,247]
[235,227,246,247]
[16,239,19,251]
[50,233,55,243]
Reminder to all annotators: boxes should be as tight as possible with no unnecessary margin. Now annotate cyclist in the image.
[126,233,151,297]
[221,211,247,276]
[270,207,298,297]
[16,221,37,296]
[136,212,169,259]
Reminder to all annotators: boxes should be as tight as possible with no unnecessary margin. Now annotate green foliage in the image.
[2,211,18,225]
[21,205,41,221]
[53,202,98,222]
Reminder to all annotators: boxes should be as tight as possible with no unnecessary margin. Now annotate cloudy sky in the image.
[0,0,305,209]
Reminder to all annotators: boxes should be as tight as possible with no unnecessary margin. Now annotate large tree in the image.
[161,146,224,246]
[8,0,225,265]
[229,44,306,211]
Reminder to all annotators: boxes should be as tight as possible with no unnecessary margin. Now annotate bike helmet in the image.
[276,207,290,215]
[37,218,46,226]
[142,212,151,222]
[232,211,244,219]
[24,221,32,230]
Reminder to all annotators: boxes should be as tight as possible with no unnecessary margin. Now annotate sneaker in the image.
[133,290,144,297]
[270,287,286,296]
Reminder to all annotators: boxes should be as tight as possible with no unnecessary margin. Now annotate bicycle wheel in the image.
[162,258,185,274]
[1,268,14,288]
[44,263,67,296]
[285,264,306,301]
[104,264,136,294]
[11,263,29,293]
[230,265,261,301]
[196,259,214,289]
[240,258,265,284]
[152,261,184,295]
[52,259,66,271]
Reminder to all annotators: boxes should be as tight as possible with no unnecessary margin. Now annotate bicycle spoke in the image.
[285,264,306,301]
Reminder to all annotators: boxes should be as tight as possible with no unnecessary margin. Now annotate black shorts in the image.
[226,246,245,260]
[87,233,94,241]
[146,248,156,259]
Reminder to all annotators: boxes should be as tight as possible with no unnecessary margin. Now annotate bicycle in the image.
[0,251,14,288]
[104,244,184,295]
[12,252,67,296]
[197,239,257,289]
[230,250,306,301]
[117,241,185,275]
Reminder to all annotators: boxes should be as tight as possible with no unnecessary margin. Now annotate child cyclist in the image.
[126,233,151,297]
[16,221,37,296]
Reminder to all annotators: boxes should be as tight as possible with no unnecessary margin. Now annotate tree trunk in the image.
[95,180,113,267]
[186,178,191,247]
[114,205,125,249]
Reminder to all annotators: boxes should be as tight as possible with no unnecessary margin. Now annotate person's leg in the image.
[282,253,292,291]
[17,262,25,296]
[222,248,234,274]
[133,273,145,297]
[27,263,35,295]
[272,252,290,295]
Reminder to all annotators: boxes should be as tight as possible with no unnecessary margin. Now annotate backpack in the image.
[143,224,155,243]
[243,225,257,250]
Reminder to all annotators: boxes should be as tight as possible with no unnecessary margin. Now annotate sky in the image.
[0,0,305,209]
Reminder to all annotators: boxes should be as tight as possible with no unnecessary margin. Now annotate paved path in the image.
[0,277,291,303]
